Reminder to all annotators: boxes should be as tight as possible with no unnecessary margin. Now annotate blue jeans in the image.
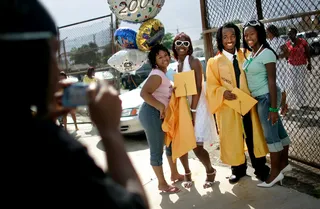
[138,102,172,166]
[255,89,291,152]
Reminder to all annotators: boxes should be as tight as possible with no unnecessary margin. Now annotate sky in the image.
[39,0,203,41]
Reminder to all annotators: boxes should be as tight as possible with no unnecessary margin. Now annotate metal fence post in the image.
[62,39,69,73]
[255,0,264,20]
[199,0,214,61]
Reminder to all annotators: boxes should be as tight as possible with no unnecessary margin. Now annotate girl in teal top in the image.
[242,20,291,188]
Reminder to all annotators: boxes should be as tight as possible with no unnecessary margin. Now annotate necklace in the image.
[244,45,264,72]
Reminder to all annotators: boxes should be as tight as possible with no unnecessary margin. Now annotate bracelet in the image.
[269,107,279,112]
[190,109,197,113]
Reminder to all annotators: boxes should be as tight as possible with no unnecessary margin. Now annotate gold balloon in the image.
[136,19,165,52]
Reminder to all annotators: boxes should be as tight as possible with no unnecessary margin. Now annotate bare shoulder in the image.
[189,56,202,70]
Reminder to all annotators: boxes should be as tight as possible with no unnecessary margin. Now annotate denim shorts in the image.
[255,89,291,152]
[138,102,172,166]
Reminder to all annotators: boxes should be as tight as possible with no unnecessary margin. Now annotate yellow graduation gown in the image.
[162,92,197,162]
[206,51,269,166]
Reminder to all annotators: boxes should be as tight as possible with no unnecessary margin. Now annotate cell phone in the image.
[62,83,89,107]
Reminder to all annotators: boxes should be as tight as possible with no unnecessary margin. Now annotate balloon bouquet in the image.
[107,0,166,73]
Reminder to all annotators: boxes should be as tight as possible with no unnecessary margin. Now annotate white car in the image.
[119,82,145,135]
[119,57,207,135]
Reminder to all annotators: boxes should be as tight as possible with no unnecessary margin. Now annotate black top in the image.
[6,118,146,208]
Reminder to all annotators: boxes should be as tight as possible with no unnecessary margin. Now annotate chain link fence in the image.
[202,0,319,168]
[57,14,122,125]
[58,14,116,82]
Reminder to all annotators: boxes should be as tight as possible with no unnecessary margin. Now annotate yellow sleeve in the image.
[83,76,89,84]
[206,57,227,114]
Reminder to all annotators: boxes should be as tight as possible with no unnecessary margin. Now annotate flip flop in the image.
[160,186,180,194]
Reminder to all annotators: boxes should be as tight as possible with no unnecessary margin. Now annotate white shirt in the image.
[222,49,237,62]
[268,37,286,56]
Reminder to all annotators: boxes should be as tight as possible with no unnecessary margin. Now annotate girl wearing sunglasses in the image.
[171,32,218,189]
[243,20,291,188]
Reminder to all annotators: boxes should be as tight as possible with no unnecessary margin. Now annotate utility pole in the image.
[93,34,96,44]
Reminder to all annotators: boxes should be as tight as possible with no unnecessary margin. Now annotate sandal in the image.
[160,185,180,194]
[171,174,184,183]
[183,172,193,188]
[203,169,216,189]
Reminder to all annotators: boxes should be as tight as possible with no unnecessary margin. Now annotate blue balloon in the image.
[114,27,138,49]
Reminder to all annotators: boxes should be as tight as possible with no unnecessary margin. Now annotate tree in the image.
[232,19,242,24]
[161,33,174,50]
[101,43,113,64]
[69,42,100,67]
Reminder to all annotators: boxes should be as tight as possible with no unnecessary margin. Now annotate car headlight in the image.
[121,107,140,117]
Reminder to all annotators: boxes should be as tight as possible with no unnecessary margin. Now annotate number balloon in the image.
[108,0,165,23]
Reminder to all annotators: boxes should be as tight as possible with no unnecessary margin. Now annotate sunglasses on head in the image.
[244,20,261,27]
[175,40,190,47]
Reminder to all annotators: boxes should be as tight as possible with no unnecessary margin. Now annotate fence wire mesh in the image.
[58,15,114,79]
[204,0,319,168]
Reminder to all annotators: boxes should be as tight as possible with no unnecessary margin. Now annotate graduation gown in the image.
[162,92,197,162]
[206,51,269,166]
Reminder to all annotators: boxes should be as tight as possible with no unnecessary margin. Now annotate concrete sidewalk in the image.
[69,124,319,209]
[144,159,320,209]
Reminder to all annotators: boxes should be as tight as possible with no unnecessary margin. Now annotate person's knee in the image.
[150,151,163,166]
[193,145,204,156]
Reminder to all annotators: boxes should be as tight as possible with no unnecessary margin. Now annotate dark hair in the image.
[289,28,298,34]
[266,24,280,38]
[172,32,193,60]
[87,67,95,77]
[242,20,278,59]
[148,44,170,69]
[1,0,57,116]
[216,22,241,53]
[3,40,52,115]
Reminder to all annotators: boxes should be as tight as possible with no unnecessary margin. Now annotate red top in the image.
[286,38,308,66]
